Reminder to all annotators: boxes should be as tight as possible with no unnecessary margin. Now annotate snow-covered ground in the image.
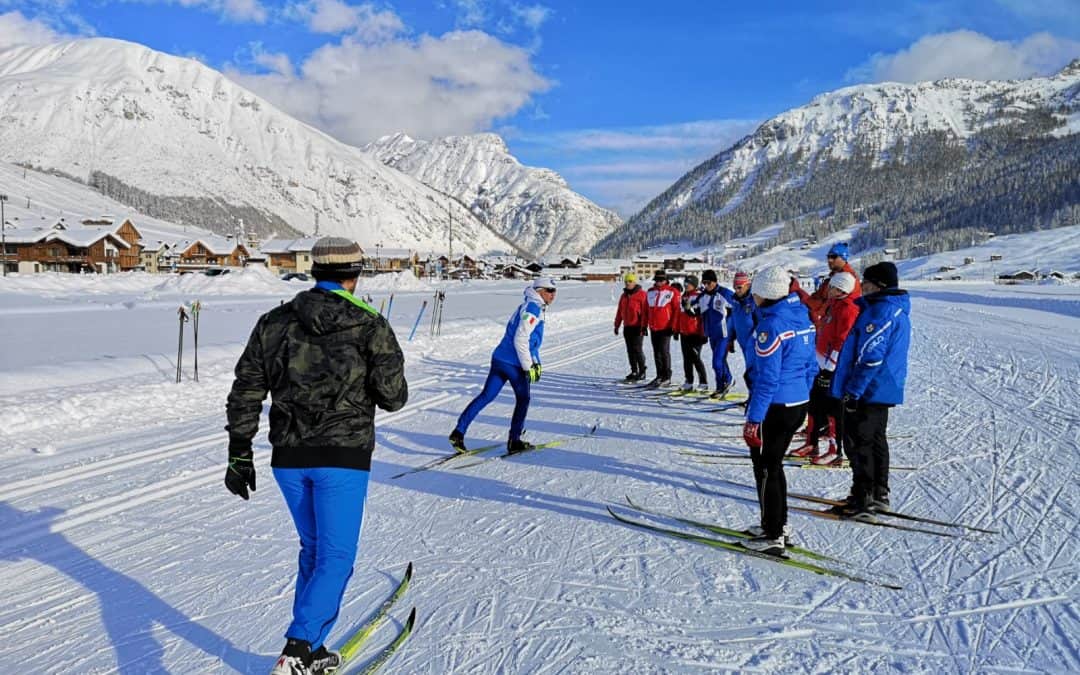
[1,275,1078,673]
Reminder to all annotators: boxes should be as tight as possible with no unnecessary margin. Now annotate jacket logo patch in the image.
[866,323,875,333]
[758,332,768,343]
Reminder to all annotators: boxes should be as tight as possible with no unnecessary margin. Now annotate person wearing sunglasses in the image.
[450,277,556,454]
[792,241,861,326]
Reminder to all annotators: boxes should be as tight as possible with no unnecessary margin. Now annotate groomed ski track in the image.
[0,279,1076,673]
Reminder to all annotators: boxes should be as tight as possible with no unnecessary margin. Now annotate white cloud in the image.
[0,10,65,47]
[530,120,757,153]
[450,0,486,28]
[228,29,551,144]
[248,42,294,76]
[285,0,404,39]
[848,30,1080,83]
[510,4,551,31]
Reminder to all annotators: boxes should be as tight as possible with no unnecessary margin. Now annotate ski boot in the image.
[871,487,890,512]
[680,381,694,392]
[789,442,817,458]
[743,534,787,556]
[811,437,840,465]
[448,430,467,454]
[696,383,711,394]
[507,439,536,455]
[742,523,794,547]
[271,639,312,675]
[310,646,341,675]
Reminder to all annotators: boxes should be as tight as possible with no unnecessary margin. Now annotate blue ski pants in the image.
[455,357,531,442]
[709,334,733,391]
[273,467,370,650]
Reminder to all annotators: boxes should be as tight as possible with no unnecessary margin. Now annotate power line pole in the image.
[447,198,453,265]
[1,193,7,277]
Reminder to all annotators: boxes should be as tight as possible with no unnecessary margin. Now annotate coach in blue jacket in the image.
[831,261,911,520]
[450,277,555,454]
[741,266,817,555]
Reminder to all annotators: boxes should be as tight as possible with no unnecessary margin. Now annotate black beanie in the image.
[862,261,898,289]
[653,269,667,281]
[701,269,718,283]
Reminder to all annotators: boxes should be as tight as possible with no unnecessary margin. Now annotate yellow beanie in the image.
[623,272,637,284]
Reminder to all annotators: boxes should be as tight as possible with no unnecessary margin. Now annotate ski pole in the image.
[386,293,394,320]
[176,305,189,383]
[379,298,386,315]
[408,301,428,342]
[191,300,201,383]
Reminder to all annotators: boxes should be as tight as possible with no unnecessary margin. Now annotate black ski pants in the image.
[843,402,891,503]
[650,330,673,381]
[622,326,647,376]
[807,370,839,445]
[750,403,807,539]
[679,334,708,385]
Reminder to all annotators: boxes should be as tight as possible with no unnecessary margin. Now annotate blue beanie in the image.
[827,242,849,260]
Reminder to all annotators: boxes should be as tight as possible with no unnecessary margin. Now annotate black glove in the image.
[641,327,648,337]
[842,394,858,414]
[815,370,834,390]
[225,446,256,500]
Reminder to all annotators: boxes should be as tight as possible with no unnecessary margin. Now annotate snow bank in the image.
[147,266,292,297]
[356,271,431,293]
[0,267,297,299]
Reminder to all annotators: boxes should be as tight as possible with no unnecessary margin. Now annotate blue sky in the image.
[1,1,1079,215]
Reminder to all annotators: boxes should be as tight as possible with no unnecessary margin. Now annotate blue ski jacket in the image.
[492,286,546,370]
[831,289,911,405]
[730,291,757,354]
[745,293,817,423]
[696,286,732,340]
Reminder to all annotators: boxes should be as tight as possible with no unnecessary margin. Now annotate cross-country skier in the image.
[830,261,911,520]
[614,272,649,382]
[697,269,736,398]
[790,271,860,465]
[740,266,817,555]
[791,242,862,325]
[728,270,757,392]
[224,237,408,675]
[449,278,557,453]
[675,274,709,392]
[644,270,680,387]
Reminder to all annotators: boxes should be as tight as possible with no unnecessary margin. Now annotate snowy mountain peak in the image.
[364,132,620,256]
[1060,58,1080,77]
[0,38,522,254]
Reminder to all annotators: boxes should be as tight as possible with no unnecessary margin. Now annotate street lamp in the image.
[1,193,7,277]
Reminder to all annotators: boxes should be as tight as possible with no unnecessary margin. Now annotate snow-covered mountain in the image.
[595,60,1080,255]
[364,132,621,257]
[0,38,520,254]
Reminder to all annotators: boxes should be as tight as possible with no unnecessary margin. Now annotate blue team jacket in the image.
[492,286,546,369]
[745,294,817,423]
[831,289,911,405]
[696,287,731,340]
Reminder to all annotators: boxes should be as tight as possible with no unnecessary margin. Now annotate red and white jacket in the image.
[646,282,680,333]
[815,294,860,371]
[614,284,648,330]
[796,261,862,327]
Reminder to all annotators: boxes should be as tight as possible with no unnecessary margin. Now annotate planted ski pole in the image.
[408,301,428,342]
[436,291,445,336]
[386,293,394,320]
[191,300,201,383]
[379,298,386,315]
[176,305,189,383]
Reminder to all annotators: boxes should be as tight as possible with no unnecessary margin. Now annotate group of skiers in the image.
[614,243,912,555]
[222,234,911,673]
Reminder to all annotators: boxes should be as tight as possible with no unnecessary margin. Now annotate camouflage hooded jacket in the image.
[225,287,408,471]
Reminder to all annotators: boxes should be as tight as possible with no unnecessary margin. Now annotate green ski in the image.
[337,563,413,664]
[354,607,417,674]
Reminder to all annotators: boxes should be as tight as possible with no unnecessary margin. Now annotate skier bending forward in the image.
[225,236,408,675]
[450,277,557,454]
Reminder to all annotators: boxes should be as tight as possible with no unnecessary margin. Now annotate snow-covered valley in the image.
[0,272,1076,673]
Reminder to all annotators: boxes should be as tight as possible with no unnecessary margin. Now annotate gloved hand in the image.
[742,421,762,449]
[224,446,256,500]
[789,277,802,293]
[614,325,620,336]
[641,327,648,337]
[728,339,736,353]
[843,394,858,414]
[673,333,680,342]
[815,370,834,390]
[526,363,542,383]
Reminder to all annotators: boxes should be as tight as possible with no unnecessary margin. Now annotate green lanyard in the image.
[330,289,379,316]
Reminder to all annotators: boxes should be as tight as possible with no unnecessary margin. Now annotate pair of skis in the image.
[676,449,918,471]
[608,499,902,590]
[390,425,599,479]
[333,563,416,673]
[692,480,995,536]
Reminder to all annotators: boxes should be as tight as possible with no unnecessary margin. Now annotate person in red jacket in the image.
[790,271,860,465]
[675,275,709,392]
[645,270,680,387]
[793,242,862,326]
[614,273,649,382]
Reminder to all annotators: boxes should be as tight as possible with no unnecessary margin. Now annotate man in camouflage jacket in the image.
[224,236,407,675]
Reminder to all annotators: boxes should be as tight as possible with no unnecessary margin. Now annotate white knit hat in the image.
[532,277,557,290]
[829,271,856,295]
[751,266,791,300]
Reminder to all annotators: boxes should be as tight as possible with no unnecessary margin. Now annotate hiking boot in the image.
[449,429,467,453]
